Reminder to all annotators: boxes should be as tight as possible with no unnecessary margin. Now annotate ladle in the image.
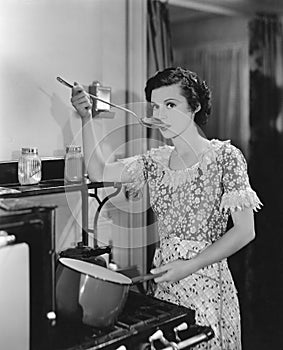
[56,76,170,129]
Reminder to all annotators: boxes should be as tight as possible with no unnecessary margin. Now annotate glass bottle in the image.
[18,147,42,185]
[64,145,83,183]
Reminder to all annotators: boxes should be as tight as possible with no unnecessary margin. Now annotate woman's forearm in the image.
[151,224,255,283]
[71,83,106,182]
[81,116,105,181]
[192,224,255,272]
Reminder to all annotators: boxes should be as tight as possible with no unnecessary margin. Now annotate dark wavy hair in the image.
[145,67,212,126]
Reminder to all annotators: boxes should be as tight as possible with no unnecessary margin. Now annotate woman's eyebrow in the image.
[151,98,182,106]
[164,98,182,103]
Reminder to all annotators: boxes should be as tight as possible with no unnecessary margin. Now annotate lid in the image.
[66,145,81,153]
[59,245,111,259]
[59,258,132,285]
[21,147,38,154]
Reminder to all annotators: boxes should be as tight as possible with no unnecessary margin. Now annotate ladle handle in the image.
[57,76,140,119]
[131,271,165,284]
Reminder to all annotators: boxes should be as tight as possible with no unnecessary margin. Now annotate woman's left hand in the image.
[150,258,199,283]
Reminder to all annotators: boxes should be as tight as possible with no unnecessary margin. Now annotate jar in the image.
[64,145,83,183]
[18,147,42,185]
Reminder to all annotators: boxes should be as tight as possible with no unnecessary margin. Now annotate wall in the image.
[0,0,127,161]
[0,0,124,258]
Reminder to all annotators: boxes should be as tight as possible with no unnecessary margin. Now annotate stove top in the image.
[53,291,213,350]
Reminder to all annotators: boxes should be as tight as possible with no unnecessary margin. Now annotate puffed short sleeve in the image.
[220,144,262,213]
[117,154,147,199]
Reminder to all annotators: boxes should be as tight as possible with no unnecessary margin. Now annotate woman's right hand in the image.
[71,82,92,119]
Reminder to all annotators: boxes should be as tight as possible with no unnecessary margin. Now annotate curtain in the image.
[247,14,283,348]
[147,0,174,147]
[174,42,250,156]
[147,0,173,76]
[146,0,173,272]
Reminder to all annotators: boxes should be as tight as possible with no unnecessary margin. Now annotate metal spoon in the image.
[56,76,170,129]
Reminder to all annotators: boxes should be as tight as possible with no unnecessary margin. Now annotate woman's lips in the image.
[142,117,170,129]
[160,125,170,131]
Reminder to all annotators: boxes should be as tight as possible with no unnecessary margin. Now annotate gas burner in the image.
[52,291,213,350]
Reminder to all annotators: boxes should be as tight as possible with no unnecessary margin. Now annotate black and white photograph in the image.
[0,1,283,349]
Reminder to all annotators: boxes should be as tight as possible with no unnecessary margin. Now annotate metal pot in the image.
[56,258,162,328]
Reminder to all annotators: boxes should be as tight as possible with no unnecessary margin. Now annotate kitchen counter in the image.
[0,179,121,197]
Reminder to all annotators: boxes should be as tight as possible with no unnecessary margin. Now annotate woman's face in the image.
[150,84,194,138]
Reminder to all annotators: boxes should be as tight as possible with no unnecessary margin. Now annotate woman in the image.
[71,67,262,349]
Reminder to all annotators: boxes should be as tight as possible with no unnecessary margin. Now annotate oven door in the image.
[0,241,29,350]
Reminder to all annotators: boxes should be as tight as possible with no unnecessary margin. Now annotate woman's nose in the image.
[158,113,168,122]
[152,108,160,118]
[153,107,167,120]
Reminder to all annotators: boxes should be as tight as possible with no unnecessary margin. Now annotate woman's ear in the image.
[194,104,201,114]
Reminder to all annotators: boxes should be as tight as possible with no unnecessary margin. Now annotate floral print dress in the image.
[118,139,262,349]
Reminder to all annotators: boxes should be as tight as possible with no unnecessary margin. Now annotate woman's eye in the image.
[166,102,176,109]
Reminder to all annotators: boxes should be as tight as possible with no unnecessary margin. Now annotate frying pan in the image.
[56,258,163,328]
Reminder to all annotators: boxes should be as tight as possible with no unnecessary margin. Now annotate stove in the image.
[52,291,214,350]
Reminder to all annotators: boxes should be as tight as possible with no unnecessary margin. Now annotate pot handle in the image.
[131,271,165,284]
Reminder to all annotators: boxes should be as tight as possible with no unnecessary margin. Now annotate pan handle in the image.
[131,271,165,284]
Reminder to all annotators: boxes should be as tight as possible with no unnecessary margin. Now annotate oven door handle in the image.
[0,218,43,247]
[160,327,214,349]
[0,231,16,247]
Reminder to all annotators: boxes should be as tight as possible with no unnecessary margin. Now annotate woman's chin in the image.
[160,124,192,139]
[159,127,181,139]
